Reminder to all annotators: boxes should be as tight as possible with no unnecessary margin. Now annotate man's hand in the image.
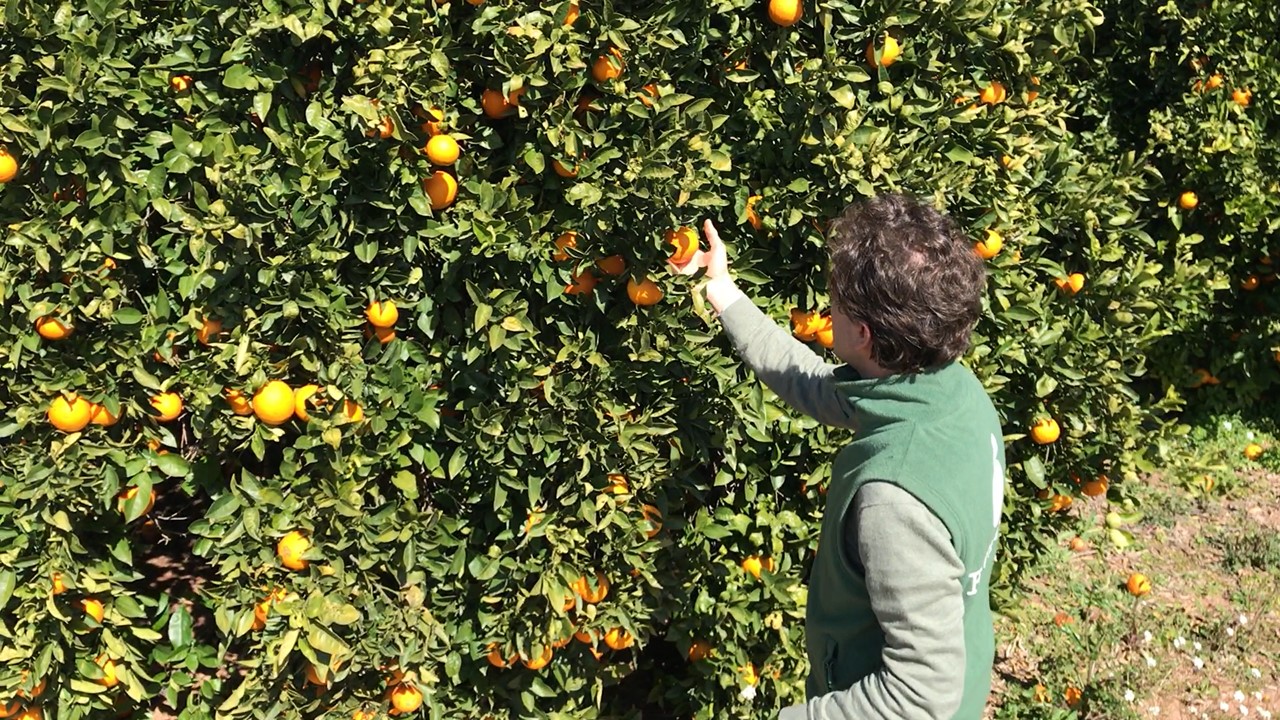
[668,219,743,313]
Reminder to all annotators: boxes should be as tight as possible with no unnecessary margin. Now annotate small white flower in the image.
[1250,668,1261,679]
[1259,710,1272,720]
[1224,421,1234,430]
[1239,614,1249,625]
[1247,431,1256,440]
[1144,630,1153,643]
[1239,705,1249,716]
[1193,657,1205,670]
[1146,654,1158,668]
[1175,636,1187,649]
[1126,690,1136,702]
[1194,641,1203,651]
[1252,692,1263,701]
[1228,627,1237,637]
[1237,691,1247,702]
[1150,707,1161,716]
[1224,702,1234,712]
[740,685,757,701]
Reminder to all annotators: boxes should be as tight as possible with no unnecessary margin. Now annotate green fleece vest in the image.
[805,361,1005,720]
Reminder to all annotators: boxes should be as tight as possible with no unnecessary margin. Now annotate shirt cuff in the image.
[777,703,807,720]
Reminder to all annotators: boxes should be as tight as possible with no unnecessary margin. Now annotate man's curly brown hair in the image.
[826,193,986,374]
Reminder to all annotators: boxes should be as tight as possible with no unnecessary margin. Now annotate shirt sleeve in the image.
[716,296,857,429]
[778,482,967,720]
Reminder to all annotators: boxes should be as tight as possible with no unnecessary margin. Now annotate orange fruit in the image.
[1241,275,1260,291]
[372,326,396,344]
[389,683,424,713]
[1080,476,1108,497]
[1126,572,1151,597]
[1048,494,1073,512]
[687,640,711,662]
[865,33,900,67]
[639,504,662,538]
[118,486,156,517]
[790,309,826,341]
[767,0,802,26]
[94,655,118,687]
[595,255,626,275]
[366,300,399,328]
[0,147,18,183]
[424,170,458,210]
[521,646,554,670]
[1054,273,1085,295]
[196,317,222,345]
[82,597,105,623]
[481,89,512,119]
[975,229,1003,259]
[293,384,322,422]
[745,195,763,230]
[572,573,610,604]
[304,664,327,687]
[665,227,699,266]
[48,394,93,433]
[1027,76,1040,102]
[553,232,578,261]
[626,276,663,306]
[1030,418,1060,444]
[815,318,835,349]
[51,572,67,595]
[365,115,394,139]
[1064,686,1082,707]
[150,392,183,422]
[1179,191,1198,210]
[252,380,295,425]
[563,0,579,25]
[741,555,776,579]
[552,158,579,178]
[1233,88,1252,107]
[1206,73,1224,90]
[35,316,72,340]
[487,643,515,668]
[277,530,311,571]
[418,105,445,136]
[1067,537,1088,552]
[979,81,1007,105]
[591,47,623,83]
[606,473,629,494]
[564,267,597,296]
[1244,442,1263,460]
[224,388,253,416]
[352,710,376,720]
[89,402,118,427]
[170,75,192,92]
[343,398,365,422]
[603,627,633,650]
[637,83,659,107]
[426,134,460,165]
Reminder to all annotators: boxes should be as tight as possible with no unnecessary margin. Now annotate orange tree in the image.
[0,0,1272,717]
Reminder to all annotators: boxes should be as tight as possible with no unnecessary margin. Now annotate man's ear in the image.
[854,319,873,349]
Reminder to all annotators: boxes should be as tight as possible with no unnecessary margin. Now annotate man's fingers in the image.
[702,219,723,251]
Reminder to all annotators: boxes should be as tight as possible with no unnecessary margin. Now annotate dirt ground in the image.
[986,469,1280,720]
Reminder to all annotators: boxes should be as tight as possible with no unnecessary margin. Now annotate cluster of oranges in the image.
[789,309,835,349]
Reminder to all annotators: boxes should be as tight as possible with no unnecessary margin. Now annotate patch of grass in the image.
[1209,528,1280,573]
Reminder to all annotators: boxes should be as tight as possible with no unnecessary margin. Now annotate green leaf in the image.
[168,605,194,648]
[223,64,259,90]
[155,453,191,478]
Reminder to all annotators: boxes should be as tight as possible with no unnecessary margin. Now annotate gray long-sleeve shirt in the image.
[717,297,967,720]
